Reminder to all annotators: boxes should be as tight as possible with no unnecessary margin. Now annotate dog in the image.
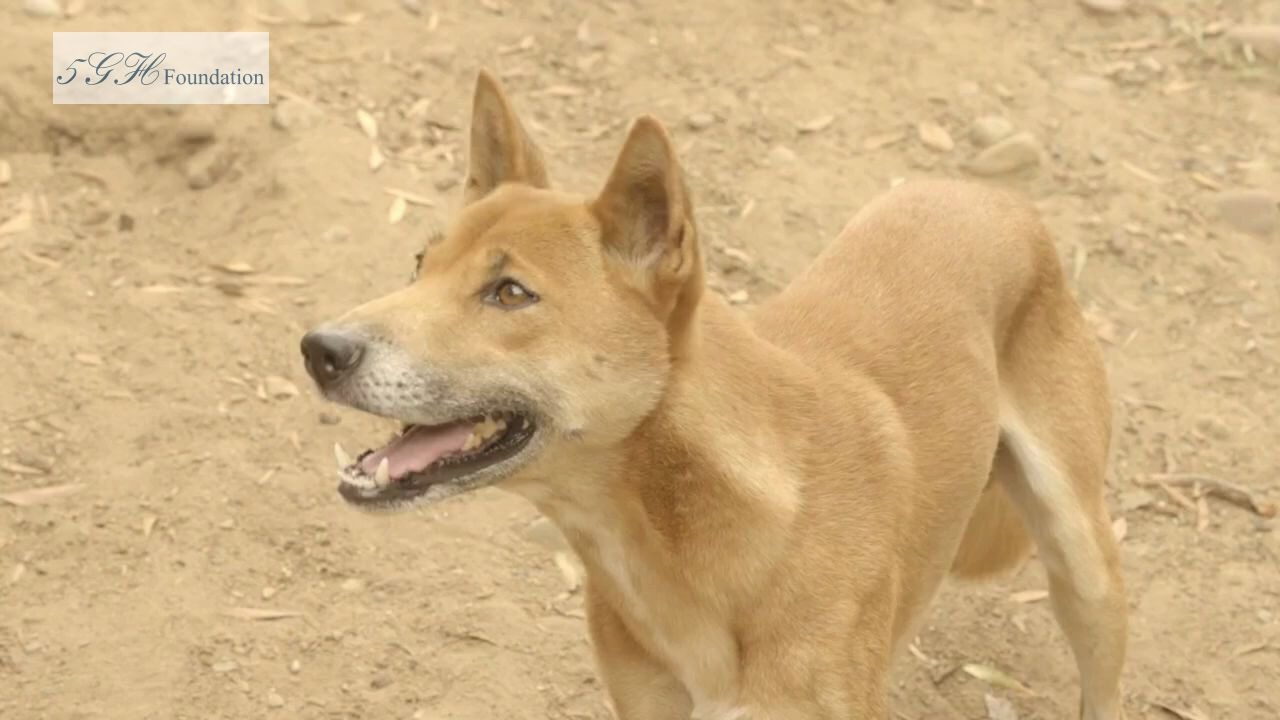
[301,70,1128,719]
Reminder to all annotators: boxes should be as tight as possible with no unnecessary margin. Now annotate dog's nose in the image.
[300,330,364,387]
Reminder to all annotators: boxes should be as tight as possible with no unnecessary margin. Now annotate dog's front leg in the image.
[586,587,693,719]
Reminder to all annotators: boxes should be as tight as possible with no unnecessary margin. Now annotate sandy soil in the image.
[2,1,1279,718]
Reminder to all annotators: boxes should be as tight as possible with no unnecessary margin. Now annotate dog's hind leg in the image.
[995,283,1127,720]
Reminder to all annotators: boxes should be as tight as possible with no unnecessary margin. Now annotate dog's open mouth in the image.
[334,411,536,507]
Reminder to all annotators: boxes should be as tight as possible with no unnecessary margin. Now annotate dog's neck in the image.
[528,296,809,605]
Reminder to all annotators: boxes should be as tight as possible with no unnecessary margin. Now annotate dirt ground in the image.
[2,1,1278,718]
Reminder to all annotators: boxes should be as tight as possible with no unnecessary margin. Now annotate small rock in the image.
[185,143,233,190]
[319,411,342,425]
[266,691,285,709]
[399,0,423,14]
[118,213,135,232]
[1078,0,1126,14]
[22,0,63,18]
[969,116,1013,148]
[917,121,954,152]
[341,578,366,592]
[519,517,569,551]
[264,376,299,399]
[1119,489,1154,513]
[176,113,217,143]
[434,174,459,192]
[1214,189,1278,236]
[211,660,238,673]
[289,659,302,674]
[1227,25,1280,60]
[685,112,716,131]
[261,586,277,600]
[984,693,1019,720]
[963,132,1041,176]
[1195,415,1232,441]
[727,289,750,305]
[322,225,350,243]
[370,674,394,690]
[1089,147,1109,164]
[219,519,236,530]
[271,98,322,132]
[769,145,797,164]
[0,159,11,186]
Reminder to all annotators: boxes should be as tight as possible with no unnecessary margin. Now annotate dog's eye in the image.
[490,279,538,309]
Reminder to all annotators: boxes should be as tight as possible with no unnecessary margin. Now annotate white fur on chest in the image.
[552,505,744,715]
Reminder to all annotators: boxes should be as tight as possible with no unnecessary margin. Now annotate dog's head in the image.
[302,70,704,511]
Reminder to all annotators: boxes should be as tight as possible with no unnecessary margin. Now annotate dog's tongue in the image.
[359,423,472,479]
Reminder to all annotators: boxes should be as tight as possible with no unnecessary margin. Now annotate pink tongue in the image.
[359,423,473,479]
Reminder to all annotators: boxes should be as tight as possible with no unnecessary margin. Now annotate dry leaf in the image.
[369,145,386,172]
[8,563,25,584]
[142,515,158,537]
[1153,702,1209,720]
[553,552,581,593]
[263,375,299,399]
[772,44,808,61]
[917,121,955,152]
[739,198,756,219]
[797,115,835,134]
[0,483,86,507]
[222,607,304,621]
[962,663,1035,695]
[356,109,378,140]
[1232,640,1273,657]
[1111,516,1128,543]
[1195,495,1210,532]
[1009,589,1049,604]
[1,461,46,476]
[863,130,906,151]
[541,84,584,97]
[1121,160,1165,184]
[0,211,33,236]
[985,693,1019,720]
[383,187,436,206]
[388,195,408,224]
[212,261,255,275]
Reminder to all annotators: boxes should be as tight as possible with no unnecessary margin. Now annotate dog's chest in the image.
[557,512,742,714]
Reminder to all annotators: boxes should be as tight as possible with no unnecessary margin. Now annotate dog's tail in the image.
[950,442,1033,579]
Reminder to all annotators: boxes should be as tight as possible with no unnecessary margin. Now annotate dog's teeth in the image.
[334,443,352,469]
[375,457,391,487]
[461,432,480,452]
[520,417,530,429]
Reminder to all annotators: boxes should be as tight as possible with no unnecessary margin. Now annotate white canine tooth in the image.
[334,443,352,469]
[461,432,480,452]
[375,457,391,487]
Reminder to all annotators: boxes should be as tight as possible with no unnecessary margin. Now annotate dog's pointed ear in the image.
[463,69,550,205]
[591,116,700,285]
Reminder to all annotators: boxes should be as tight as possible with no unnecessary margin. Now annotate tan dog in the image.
[301,70,1127,719]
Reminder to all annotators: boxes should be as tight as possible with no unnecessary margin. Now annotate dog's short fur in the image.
[304,71,1128,719]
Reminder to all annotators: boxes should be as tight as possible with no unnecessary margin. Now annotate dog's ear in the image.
[592,116,703,347]
[592,116,700,284]
[463,69,550,205]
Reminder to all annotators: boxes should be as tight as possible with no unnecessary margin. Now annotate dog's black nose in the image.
[300,330,364,388]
